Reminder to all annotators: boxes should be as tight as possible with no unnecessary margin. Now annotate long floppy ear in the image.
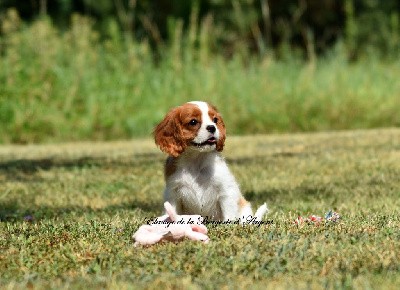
[211,105,226,152]
[154,107,185,157]
[216,117,226,152]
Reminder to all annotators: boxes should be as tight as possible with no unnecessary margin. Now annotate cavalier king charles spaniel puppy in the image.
[154,101,267,222]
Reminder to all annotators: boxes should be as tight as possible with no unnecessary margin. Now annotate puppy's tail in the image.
[254,203,269,220]
[164,202,179,222]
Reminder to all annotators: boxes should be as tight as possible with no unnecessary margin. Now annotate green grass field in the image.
[1,129,399,289]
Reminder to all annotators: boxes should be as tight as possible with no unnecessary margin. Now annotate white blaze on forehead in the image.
[188,101,213,124]
[188,101,219,143]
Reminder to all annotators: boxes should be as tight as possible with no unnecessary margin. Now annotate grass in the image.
[0,128,399,289]
[1,12,400,143]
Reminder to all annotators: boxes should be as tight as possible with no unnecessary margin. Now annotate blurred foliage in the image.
[0,1,399,143]
[1,0,399,60]
[0,9,399,143]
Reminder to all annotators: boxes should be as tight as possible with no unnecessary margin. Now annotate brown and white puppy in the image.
[154,101,267,221]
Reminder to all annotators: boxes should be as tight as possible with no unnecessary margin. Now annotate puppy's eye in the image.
[189,119,198,126]
[213,117,218,124]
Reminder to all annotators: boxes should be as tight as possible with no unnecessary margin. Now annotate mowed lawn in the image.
[0,129,399,289]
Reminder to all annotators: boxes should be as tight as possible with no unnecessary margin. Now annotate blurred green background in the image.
[0,0,399,143]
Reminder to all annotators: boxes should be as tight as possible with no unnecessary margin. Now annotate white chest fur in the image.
[164,151,240,220]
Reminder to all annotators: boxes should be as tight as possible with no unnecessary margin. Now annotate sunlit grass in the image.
[0,129,399,289]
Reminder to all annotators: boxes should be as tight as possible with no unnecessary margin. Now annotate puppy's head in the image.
[154,101,226,157]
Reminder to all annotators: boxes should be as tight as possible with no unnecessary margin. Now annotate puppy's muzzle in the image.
[206,125,216,133]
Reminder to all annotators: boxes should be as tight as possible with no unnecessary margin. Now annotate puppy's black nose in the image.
[206,125,216,133]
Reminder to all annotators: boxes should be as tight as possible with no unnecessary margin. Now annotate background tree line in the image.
[1,0,399,60]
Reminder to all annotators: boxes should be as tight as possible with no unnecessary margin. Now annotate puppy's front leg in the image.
[219,195,240,221]
[163,188,183,215]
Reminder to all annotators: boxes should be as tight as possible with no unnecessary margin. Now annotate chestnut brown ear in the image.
[216,114,226,152]
[209,104,226,152]
[154,108,186,157]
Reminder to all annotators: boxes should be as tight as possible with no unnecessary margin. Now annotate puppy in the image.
[154,101,267,222]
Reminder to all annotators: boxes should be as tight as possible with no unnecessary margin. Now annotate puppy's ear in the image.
[154,107,186,157]
[214,110,226,152]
